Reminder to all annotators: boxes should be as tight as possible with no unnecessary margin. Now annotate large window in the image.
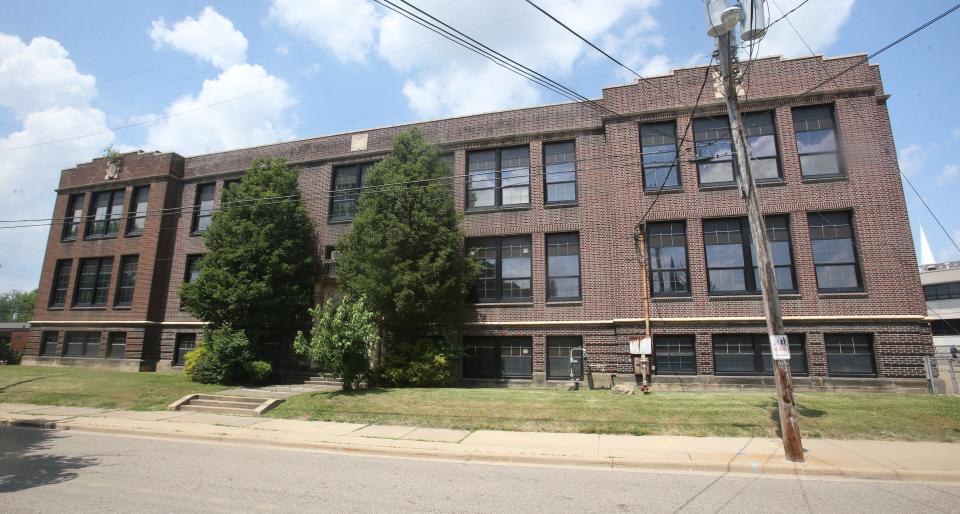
[924,282,960,301]
[40,332,58,356]
[330,162,375,220]
[467,236,532,303]
[654,336,696,375]
[694,117,735,186]
[931,320,960,336]
[191,183,215,233]
[174,333,197,366]
[467,147,530,209]
[181,254,203,309]
[49,259,72,307]
[547,336,583,380]
[107,332,126,359]
[713,334,806,375]
[546,233,580,300]
[462,336,532,379]
[86,189,125,238]
[744,111,781,181]
[647,221,689,296]
[74,257,113,307]
[114,255,138,307]
[825,334,875,376]
[703,215,796,294]
[64,332,100,358]
[808,211,862,292]
[793,105,842,177]
[544,142,576,203]
[62,194,84,241]
[640,122,680,190]
[126,186,149,236]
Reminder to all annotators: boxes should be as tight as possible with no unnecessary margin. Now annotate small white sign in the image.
[769,334,791,360]
[629,336,652,355]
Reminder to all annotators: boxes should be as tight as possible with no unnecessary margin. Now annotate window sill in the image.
[818,292,867,299]
[546,300,582,306]
[60,238,77,243]
[756,179,786,188]
[84,235,118,241]
[70,306,107,311]
[327,218,354,225]
[801,174,847,184]
[698,183,739,192]
[708,293,800,301]
[189,231,207,237]
[464,205,532,215]
[46,307,65,311]
[468,302,534,308]
[124,233,143,239]
[643,186,683,196]
[544,202,578,209]
[651,295,692,302]
[113,305,132,310]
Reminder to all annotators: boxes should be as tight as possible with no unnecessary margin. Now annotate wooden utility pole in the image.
[717,32,804,462]
[632,225,652,392]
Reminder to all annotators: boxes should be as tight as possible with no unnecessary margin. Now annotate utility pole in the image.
[633,224,652,393]
[707,0,804,462]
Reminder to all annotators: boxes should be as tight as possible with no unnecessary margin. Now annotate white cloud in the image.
[0,35,114,291]
[150,7,248,70]
[897,144,928,177]
[754,0,855,58]
[142,64,296,154]
[938,163,959,184]
[268,0,379,64]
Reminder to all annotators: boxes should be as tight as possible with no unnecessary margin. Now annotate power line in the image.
[901,170,960,254]
[765,0,812,30]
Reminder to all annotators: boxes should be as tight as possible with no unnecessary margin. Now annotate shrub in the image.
[375,338,458,387]
[0,338,20,365]
[246,360,273,385]
[186,326,254,385]
[294,296,379,391]
[183,340,208,380]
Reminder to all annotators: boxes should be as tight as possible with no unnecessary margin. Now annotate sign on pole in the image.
[768,334,791,360]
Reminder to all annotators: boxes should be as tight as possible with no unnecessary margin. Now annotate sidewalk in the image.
[2,402,957,483]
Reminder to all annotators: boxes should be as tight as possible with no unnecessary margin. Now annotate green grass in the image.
[0,366,227,410]
[267,387,960,442]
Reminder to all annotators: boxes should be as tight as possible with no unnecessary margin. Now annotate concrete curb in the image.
[3,416,957,484]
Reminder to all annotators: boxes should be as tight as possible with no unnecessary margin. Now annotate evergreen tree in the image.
[336,129,477,345]
[180,157,317,350]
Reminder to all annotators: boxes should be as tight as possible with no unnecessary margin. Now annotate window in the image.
[62,194,84,241]
[703,216,796,294]
[654,336,696,375]
[224,178,242,190]
[438,153,454,189]
[74,257,113,307]
[931,320,960,336]
[467,236,532,303]
[86,189,125,238]
[40,332,58,356]
[125,186,149,236]
[547,336,583,380]
[640,122,680,190]
[114,255,138,306]
[64,332,100,358]
[191,183,215,233]
[647,221,689,296]
[462,336,532,379]
[107,332,126,359]
[924,282,960,301]
[544,142,576,203]
[467,147,530,208]
[184,254,203,284]
[808,211,862,292]
[546,233,580,300]
[713,334,806,375]
[694,117,735,185]
[330,162,375,220]
[49,259,72,307]
[793,105,842,177]
[174,333,197,366]
[744,111,781,181]
[825,334,875,376]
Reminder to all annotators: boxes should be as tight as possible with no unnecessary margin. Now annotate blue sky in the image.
[0,0,958,291]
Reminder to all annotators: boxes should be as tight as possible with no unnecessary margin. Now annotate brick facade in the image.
[22,55,933,388]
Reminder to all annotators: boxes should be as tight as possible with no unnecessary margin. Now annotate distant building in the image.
[0,322,30,355]
[919,261,960,358]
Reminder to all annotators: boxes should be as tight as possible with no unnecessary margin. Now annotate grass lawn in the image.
[268,387,960,442]
[0,366,226,410]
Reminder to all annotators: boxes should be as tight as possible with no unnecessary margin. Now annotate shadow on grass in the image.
[0,375,53,392]
[325,387,391,399]
[0,426,98,493]
[766,400,826,438]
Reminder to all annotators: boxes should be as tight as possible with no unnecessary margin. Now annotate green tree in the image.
[294,296,380,391]
[336,129,478,345]
[180,157,317,350]
[0,289,37,322]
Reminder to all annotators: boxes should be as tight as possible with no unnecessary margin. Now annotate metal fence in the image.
[930,357,959,395]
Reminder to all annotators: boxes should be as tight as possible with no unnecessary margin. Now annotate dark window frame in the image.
[85,189,125,239]
[180,254,204,310]
[546,232,582,301]
[329,162,376,221]
[62,193,85,241]
[73,257,113,307]
[653,335,697,375]
[40,331,58,356]
[462,336,533,379]
[190,183,216,234]
[466,146,531,210]
[125,186,150,237]
[63,331,101,358]
[693,116,737,187]
[546,336,583,380]
[114,255,138,307]
[49,259,73,308]
[712,334,808,376]
[543,141,577,204]
[793,104,844,179]
[702,215,797,295]
[647,221,691,297]
[107,332,126,359]
[173,333,198,366]
[466,235,533,303]
[640,121,681,191]
[824,333,876,377]
[743,110,784,182]
[808,210,864,293]
[924,282,960,301]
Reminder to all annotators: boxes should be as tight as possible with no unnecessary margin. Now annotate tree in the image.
[0,289,37,322]
[294,297,380,391]
[180,157,317,350]
[335,129,478,346]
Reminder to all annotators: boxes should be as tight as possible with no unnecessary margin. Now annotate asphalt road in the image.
[1,427,958,513]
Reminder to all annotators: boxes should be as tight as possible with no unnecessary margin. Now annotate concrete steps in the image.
[168,394,282,416]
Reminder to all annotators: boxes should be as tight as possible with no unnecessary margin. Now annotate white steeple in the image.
[919,225,936,266]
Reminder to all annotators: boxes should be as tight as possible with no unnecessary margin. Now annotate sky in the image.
[0,0,958,292]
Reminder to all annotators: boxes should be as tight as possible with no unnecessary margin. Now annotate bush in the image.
[183,340,208,379]
[375,338,458,387]
[0,338,20,365]
[294,296,379,391]
[246,360,273,385]
[185,326,254,385]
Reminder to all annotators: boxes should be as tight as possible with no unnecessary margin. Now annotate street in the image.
[1,427,958,513]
